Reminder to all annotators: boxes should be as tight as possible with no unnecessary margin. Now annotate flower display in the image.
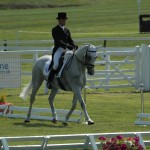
[98,135,144,150]
[0,94,6,102]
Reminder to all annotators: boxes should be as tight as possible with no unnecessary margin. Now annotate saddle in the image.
[44,51,74,79]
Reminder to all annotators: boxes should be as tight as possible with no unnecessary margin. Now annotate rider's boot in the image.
[47,69,56,89]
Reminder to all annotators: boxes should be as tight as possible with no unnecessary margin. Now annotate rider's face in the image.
[58,19,66,26]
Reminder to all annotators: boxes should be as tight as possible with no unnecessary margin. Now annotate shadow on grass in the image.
[13,121,71,128]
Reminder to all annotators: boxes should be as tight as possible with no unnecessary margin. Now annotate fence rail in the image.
[86,45,141,90]
[0,105,83,123]
[0,37,150,51]
[0,44,150,91]
[0,132,150,150]
[0,46,150,90]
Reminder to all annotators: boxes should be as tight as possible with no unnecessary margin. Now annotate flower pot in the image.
[0,102,13,114]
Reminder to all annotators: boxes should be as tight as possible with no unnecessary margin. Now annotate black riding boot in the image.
[47,69,56,89]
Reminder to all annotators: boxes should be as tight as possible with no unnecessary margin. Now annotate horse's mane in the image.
[75,44,89,58]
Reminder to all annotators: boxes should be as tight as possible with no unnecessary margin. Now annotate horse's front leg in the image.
[73,88,94,125]
[63,94,77,125]
[48,87,58,123]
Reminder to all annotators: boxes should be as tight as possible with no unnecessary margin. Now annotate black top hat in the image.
[56,12,68,19]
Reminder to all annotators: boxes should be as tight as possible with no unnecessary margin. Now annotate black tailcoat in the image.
[52,25,76,54]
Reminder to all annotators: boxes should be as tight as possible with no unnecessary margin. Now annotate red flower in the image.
[127,137,134,141]
[116,135,124,140]
[99,136,107,141]
[121,143,127,150]
[111,137,117,143]
[134,136,139,142]
[98,135,144,150]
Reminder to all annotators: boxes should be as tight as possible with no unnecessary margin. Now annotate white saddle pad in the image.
[43,60,51,78]
[43,51,74,78]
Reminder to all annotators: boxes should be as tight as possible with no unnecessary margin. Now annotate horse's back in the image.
[37,55,52,62]
[35,55,51,65]
[33,55,51,76]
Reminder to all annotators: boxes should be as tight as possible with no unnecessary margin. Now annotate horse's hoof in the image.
[24,120,30,123]
[63,122,68,126]
[88,121,94,125]
[51,119,57,124]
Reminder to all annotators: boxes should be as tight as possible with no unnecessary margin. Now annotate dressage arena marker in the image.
[135,84,150,126]
[0,105,83,123]
[0,132,149,150]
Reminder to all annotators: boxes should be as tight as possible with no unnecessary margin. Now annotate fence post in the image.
[135,46,140,87]
[105,53,110,91]
[3,40,7,51]
[140,44,150,91]
[1,138,9,150]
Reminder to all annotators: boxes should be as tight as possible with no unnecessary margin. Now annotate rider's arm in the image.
[52,28,68,49]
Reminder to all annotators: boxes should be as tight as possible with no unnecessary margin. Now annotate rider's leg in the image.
[47,47,64,88]
[47,69,57,88]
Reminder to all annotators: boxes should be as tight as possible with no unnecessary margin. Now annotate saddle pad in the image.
[43,51,74,78]
[57,51,74,77]
[43,60,51,77]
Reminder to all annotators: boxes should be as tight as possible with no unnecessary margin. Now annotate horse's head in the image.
[75,44,97,75]
[85,44,97,75]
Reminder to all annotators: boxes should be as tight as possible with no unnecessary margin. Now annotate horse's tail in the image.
[19,80,32,100]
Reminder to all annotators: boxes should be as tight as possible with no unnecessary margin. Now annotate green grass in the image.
[0,0,150,41]
[0,0,150,149]
[0,91,150,149]
[0,91,150,137]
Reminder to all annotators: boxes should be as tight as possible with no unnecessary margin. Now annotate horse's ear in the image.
[88,44,91,50]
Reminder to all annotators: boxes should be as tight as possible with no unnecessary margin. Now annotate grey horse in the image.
[20,44,97,125]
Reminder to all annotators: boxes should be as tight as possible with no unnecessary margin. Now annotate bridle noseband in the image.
[84,48,97,69]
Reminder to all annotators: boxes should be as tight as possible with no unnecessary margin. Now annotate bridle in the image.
[75,44,97,69]
[84,48,97,69]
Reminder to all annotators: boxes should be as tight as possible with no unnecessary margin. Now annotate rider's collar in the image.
[59,25,65,30]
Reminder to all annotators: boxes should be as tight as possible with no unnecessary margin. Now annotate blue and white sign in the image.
[0,54,21,88]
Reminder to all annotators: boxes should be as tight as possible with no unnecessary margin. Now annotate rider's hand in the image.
[74,45,78,50]
[67,45,74,50]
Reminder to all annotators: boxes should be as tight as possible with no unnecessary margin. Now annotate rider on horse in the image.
[47,12,78,89]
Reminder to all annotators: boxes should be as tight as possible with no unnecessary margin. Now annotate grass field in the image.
[0,0,150,41]
[1,91,150,135]
[0,0,150,149]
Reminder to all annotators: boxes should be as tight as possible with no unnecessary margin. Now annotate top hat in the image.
[56,12,68,19]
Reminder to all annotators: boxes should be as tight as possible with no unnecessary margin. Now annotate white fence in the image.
[0,132,150,150]
[0,37,150,50]
[87,46,141,90]
[0,105,83,123]
[0,44,150,91]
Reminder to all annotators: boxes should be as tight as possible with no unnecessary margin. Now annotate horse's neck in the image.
[75,45,87,63]
[74,55,86,71]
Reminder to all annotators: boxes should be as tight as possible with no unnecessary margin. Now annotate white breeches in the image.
[53,47,65,70]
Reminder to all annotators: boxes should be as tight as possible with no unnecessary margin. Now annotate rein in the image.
[65,53,74,70]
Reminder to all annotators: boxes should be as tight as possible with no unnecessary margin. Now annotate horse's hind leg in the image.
[48,87,58,123]
[25,71,44,123]
[25,85,41,123]
[63,94,77,125]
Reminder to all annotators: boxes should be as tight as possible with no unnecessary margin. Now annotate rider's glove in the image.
[74,45,78,50]
[67,45,74,50]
